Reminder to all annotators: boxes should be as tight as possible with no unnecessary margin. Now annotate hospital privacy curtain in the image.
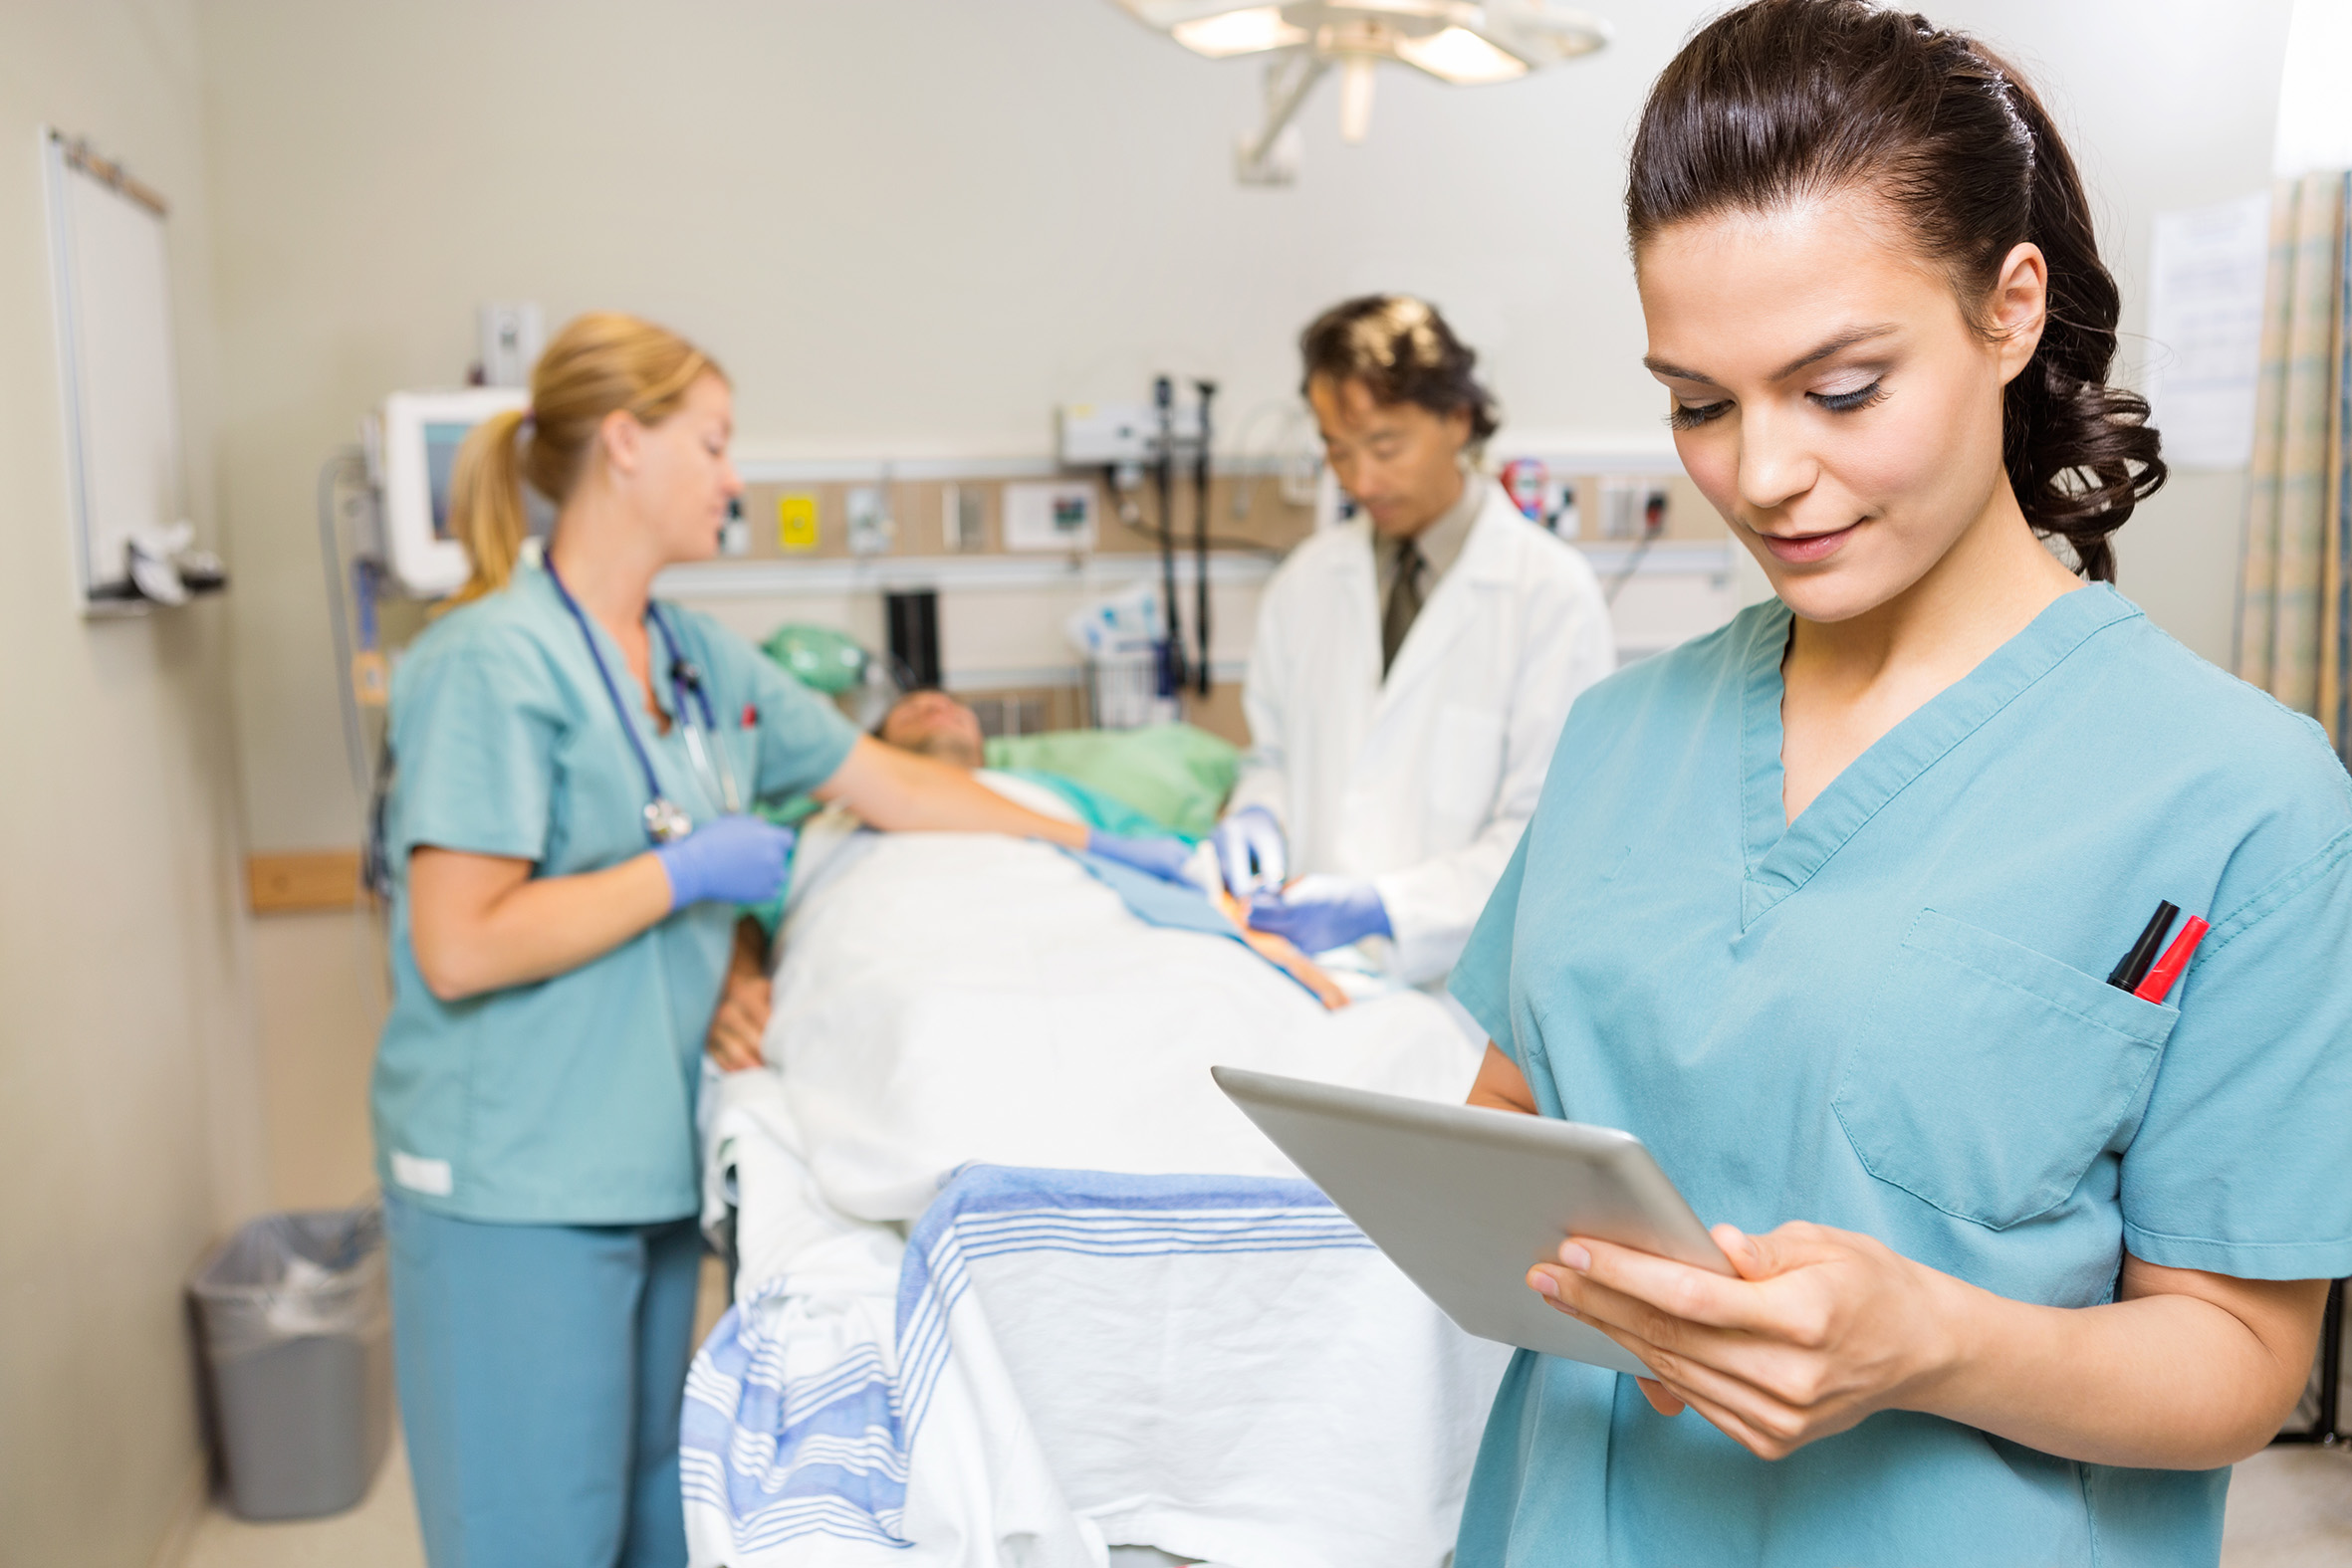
[2238,170,2352,766]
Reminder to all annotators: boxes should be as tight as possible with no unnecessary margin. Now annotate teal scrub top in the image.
[370,563,858,1226]
[1449,585,2352,1566]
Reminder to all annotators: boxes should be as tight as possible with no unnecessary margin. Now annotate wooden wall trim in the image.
[247,850,364,914]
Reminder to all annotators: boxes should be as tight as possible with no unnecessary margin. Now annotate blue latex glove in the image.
[1212,805,1288,897]
[1086,829,1197,885]
[1248,875,1391,954]
[653,815,797,911]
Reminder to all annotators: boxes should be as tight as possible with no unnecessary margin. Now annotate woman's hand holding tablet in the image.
[1471,1039,2325,1470]
[1529,1220,1960,1458]
[1528,1217,2327,1469]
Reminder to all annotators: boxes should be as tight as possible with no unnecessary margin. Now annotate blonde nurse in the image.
[373,313,1173,1565]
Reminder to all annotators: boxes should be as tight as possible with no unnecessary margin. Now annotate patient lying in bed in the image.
[686,697,1504,1568]
[765,690,1475,1221]
[877,690,1349,1005]
[686,700,1515,1568]
[686,710,1496,1568]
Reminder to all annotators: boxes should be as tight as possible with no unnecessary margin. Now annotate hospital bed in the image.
[682,773,1511,1567]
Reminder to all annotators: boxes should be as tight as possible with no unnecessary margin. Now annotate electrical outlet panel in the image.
[846,486,895,556]
[1057,401,1206,468]
[944,483,986,552]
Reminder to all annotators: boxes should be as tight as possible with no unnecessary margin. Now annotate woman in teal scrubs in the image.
[372,313,1175,1567]
[1451,5,2352,1562]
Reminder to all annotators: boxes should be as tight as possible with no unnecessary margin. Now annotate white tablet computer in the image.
[1212,1065,1732,1378]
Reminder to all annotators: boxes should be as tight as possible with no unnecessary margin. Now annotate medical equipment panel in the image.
[368,387,532,597]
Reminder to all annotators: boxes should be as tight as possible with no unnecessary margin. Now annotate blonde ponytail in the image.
[445,407,532,604]
[442,311,727,604]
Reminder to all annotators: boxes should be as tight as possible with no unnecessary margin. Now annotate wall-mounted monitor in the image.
[373,387,530,597]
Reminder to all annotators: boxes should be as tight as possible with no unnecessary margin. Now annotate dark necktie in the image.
[1381,536,1425,676]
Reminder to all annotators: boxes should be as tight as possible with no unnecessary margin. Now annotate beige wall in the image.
[0,2,265,1564]
[247,911,383,1213]
[0,7,2300,1563]
[1709,1,2292,660]
[191,0,1755,853]
[192,0,2295,858]
[1953,0,2292,665]
[179,1,2296,1307]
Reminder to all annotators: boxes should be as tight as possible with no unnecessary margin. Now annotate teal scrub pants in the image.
[384,1193,703,1568]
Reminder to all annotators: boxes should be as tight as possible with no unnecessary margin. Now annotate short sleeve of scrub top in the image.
[371,566,858,1226]
[380,615,571,898]
[1447,584,2352,1568]
[678,601,871,804]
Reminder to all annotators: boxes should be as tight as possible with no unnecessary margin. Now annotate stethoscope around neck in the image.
[545,559,743,844]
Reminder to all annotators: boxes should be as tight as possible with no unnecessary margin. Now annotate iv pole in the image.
[1192,379,1217,695]
[1153,375,1186,698]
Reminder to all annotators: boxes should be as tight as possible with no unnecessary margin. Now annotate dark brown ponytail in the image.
[1626,0,2163,580]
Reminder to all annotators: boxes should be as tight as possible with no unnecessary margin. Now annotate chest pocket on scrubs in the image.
[1832,908,2177,1231]
[1428,704,1507,823]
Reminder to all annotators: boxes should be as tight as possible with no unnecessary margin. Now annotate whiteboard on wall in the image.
[43,130,185,613]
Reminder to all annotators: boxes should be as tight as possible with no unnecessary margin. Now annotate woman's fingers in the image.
[1530,1223,1947,1462]
[1556,1234,1816,1338]
[1621,1324,1818,1445]
[1536,1265,1797,1430]
[1536,1291,1809,1457]
[1551,1302,1823,1459]
[1714,1224,1767,1279]
[1534,1251,1764,1356]
[1532,1258,1831,1412]
[1635,1377,1686,1417]
[1652,1374,1806,1461]
[1533,1226,1920,1461]
[1534,1262,1741,1380]
[1532,1275,1675,1379]
[1713,1222,1849,1282]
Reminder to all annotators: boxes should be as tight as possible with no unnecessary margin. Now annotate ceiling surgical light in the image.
[1394,25,1528,85]
[1112,1,1608,180]
[1170,6,1310,55]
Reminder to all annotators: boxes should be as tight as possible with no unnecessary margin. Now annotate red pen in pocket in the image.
[741,702,760,728]
[2133,917,2210,1004]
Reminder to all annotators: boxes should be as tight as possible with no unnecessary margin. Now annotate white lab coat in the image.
[1231,480,1615,986]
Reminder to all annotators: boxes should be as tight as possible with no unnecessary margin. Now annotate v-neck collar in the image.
[1737,583,2140,930]
[529,564,681,728]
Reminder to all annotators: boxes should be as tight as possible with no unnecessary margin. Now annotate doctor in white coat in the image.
[1227,295,1615,991]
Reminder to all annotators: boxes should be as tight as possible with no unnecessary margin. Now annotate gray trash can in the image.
[189,1201,391,1520]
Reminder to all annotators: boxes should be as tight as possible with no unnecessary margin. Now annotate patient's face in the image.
[880,691,985,770]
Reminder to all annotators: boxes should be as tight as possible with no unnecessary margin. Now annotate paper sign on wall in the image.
[2145,191,2271,471]
[1002,482,1097,552]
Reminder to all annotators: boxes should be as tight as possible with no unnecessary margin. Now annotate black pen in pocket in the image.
[2107,901,2179,992]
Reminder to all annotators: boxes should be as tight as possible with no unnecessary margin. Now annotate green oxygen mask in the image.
[760,623,872,695]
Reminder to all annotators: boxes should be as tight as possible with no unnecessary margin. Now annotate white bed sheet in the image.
[767,796,1484,1227]
[685,803,1509,1567]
